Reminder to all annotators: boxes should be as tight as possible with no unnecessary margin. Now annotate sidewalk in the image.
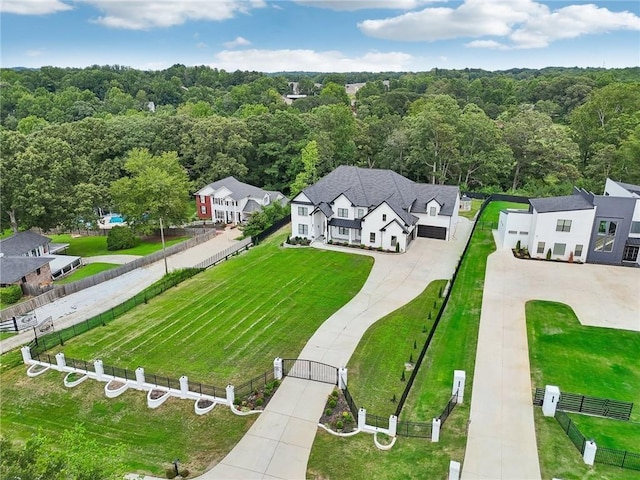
[0,228,242,354]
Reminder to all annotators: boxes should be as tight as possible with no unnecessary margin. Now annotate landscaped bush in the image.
[0,285,22,305]
[285,236,311,246]
[107,226,140,251]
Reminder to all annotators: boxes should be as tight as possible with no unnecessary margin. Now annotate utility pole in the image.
[159,216,168,275]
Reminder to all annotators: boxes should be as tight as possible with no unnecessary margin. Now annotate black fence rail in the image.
[282,358,338,385]
[234,369,277,400]
[102,365,136,381]
[65,356,96,373]
[342,384,359,419]
[366,413,389,430]
[252,215,291,244]
[439,391,459,425]
[555,410,586,454]
[146,374,180,390]
[595,447,640,471]
[190,382,225,399]
[396,420,433,438]
[194,238,252,269]
[533,388,633,421]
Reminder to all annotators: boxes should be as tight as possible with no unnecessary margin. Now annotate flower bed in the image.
[319,388,356,433]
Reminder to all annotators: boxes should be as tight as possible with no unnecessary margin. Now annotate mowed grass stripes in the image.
[50,232,373,384]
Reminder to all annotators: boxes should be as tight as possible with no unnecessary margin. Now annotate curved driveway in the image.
[203,219,473,480]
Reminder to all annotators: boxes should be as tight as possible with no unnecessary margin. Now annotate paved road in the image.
[0,229,242,354]
[462,237,640,480]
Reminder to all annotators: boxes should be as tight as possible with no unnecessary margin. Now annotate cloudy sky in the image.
[2,0,639,72]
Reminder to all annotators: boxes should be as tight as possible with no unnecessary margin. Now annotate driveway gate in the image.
[282,358,338,385]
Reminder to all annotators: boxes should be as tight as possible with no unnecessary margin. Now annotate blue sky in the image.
[2,0,639,72]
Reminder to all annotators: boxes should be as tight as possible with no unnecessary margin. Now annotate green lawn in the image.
[458,198,483,220]
[54,263,119,284]
[48,234,189,257]
[308,201,529,479]
[0,231,373,475]
[527,300,640,478]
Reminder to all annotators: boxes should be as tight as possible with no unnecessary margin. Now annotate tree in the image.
[290,140,319,196]
[110,148,192,235]
[320,82,350,106]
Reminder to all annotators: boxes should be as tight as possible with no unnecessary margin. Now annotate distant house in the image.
[460,195,472,212]
[290,166,460,252]
[497,178,640,266]
[195,177,287,225]
[0,231,81,290]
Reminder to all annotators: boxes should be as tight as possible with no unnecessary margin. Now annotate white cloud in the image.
[358,0,640,49]
[213,48,414,72]
[295,0,442,11]
[78,0,266,29]
[223,36,252,48]
[1,0,71,15]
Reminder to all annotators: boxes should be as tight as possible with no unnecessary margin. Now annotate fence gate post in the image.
[388,415,397,437]
[358,408,366,431]
[55,352,66,369]
[432,418,441,442]
[453,370,466,404]
[338,367,348,389]
[94,360,104,380]
[20,346,32,364]
[583,440,597,466]
[448,460,461,480]
[135,367,145,387]
[179,376,189,399]
[226,384,235,407]
[542,385,560,417]
[273,357,283,380]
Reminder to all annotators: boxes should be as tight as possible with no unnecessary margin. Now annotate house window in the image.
[391,236,397,247]
[370,232,376,243]
[519,231,528,235]
[338,227,348,236]
[357,208,365,218]
[200,195,206,203]
[630,221,640,234]
[338,208,348,218]
[553,243,566,256]
[556,219,572,232]
[382,214,387,222]
[574,244,583,257]
[215,211,225,220]
[36,268,41,275]
[430,206,436,216]
[537,242,545,254]
[200,206,206,214]
[508,230,517,234]
[595,220,617,252]
[21,276,26,283]
[623,245,639,262]
[298,224,308,235]
[298,206,308,216]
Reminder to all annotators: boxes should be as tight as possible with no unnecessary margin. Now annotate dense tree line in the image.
[1,65,638,233]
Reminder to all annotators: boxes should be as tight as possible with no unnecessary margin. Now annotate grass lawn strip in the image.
[49,234,189,257]
[54,262,119,284]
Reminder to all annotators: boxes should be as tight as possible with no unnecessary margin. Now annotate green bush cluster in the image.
[0,285,22,305]
[106,226,140,251]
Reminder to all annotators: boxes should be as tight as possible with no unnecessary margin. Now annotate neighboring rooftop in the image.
[0,231,50,257]
[529,194,595,213]
[0,256,50,284]
[613,180,640,196]
[196,176,285,202]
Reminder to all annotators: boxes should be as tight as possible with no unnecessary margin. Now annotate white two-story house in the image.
[291,166,460,252]
[195,177,287,224]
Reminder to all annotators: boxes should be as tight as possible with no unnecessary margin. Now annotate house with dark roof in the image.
[290,166,460,252]
[497,178,640,266]
[195,177,287,225]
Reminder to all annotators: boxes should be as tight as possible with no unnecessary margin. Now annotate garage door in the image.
[417,225,447,240]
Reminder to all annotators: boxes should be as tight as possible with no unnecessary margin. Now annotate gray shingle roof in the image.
[626,237,640,247]
[0,231,50,257]
[529,194,594,213]
[0,256,50,284]
[300,166,459,220]
[313,202,334,218]
[242,199,261,213]
[614,180,640,196]
[328,218,362,229]
[197,177,286,202]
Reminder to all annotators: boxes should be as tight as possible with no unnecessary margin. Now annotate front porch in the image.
[327,218,362,245]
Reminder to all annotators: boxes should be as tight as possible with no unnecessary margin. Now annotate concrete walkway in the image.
[0,228,241,354]
[82,254,142,265]
[201,219,473,480]
[462,240,640,480]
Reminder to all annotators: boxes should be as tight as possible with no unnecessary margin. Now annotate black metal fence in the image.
[533,388,633,421]
[555,410,586,454]
[281,358,338,385]
[235,369,277,399]
[396,419,433,438]
[194,238,252,269]
[366,413,389,430]
[251,215,291,244]
[342,384,359,419]
[438,391,459,425]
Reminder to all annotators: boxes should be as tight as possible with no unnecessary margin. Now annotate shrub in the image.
[515,239,521,251]
[165,468,177,479]
[335,420,344,430]
[325,408,333,416]
[331,389,339,398]
[179,469,190,478]
[342,412,353,423]
[395,242,400,252]
[107,226,139,251]
[256,398,264,407]
[0,285,22,305]
[546,248,552,260]
[328,399,337,408]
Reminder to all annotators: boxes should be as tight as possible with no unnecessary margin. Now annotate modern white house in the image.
[497,178,640,266]
[195,177,287,225]
[291,166,460,252]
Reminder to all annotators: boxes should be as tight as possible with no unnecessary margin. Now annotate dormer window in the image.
[430,206,436,216]
[382,214,387,221]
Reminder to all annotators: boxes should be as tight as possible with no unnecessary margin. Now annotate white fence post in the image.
[273,357,283,380]
[179,376,189,399]
[432,418,441,442]
[583,440,597,466]
[542,385,560,417]
[55,352,66,369]
[226,384,235,406]
[453,370,466,404]
[20,346,32,363]
[358,408,366,431]
[388,415,397,437]
[135,367,145,386]
[338,367,348,389]
[449,460,461,480]
[94,360,104,380]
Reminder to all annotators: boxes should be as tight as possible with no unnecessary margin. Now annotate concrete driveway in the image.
[462,243,640,480]
[202,219,473,480]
